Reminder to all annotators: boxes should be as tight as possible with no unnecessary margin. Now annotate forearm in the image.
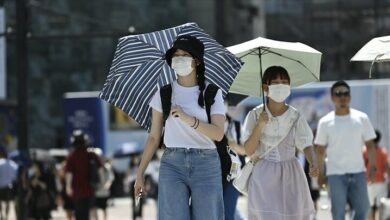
[181,115,224,141]
[244,124,265,156]
[65,173,72,190]
[137,136,160,177]
[229,141,246,156]
[194,120,224,141]
[303,146,317,165]
[316,145,326,175]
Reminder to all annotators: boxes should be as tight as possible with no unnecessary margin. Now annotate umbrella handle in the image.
[258,47,266,111]
[369,54,384,78]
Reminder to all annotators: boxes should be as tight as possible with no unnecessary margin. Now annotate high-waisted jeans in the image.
[158,147,224,220]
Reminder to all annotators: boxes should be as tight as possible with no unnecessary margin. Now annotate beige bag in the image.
[232,156,257,195]
[233,107,300,195]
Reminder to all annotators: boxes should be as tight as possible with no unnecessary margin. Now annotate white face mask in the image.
[171,57,193,76]
[267,84,291,103]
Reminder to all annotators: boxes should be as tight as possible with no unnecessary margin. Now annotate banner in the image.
[64,96,105,152]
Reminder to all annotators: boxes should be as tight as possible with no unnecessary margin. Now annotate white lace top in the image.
[242,104,313,162]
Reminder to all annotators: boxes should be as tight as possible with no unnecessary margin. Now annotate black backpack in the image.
[160,83,233,188]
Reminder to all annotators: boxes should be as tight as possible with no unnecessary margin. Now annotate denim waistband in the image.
[164,147,216,154]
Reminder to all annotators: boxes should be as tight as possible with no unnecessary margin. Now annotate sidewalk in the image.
[7,191,333,220]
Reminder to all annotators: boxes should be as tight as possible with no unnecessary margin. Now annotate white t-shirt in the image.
[241,104,313,153]
[149,81,225,149]
[314,108,376,176]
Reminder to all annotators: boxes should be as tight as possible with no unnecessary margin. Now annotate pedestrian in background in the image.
[223,99,246,220]
[242,66,318,219]
[363,130,390,220]
[65,130,104,220]
[315,80,377,220]
[92,158,115,220]
[26,160,56,220]
[58,160,74,220]
[134,35,225,220]
[0,146,18,220]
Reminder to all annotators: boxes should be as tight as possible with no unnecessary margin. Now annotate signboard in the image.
[63,94,105,151]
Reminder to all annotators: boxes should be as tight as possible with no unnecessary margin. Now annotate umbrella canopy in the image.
[227,37,322,97]
[113,142,143,158]
[351,35,390,78]
[99,22,243,130]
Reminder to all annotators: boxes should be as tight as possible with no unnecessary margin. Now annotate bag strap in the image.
[204,84,219,123]
[203,84,230,149]
[250,107,300,163]
[160,84,172,126]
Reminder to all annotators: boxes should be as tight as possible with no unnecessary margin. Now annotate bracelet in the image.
[190,117,197,127]
[194,119,200,129]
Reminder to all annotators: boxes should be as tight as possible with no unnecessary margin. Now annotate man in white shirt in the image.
[315,80,377,220]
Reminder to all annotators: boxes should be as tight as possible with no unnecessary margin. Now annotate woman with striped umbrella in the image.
[134,35,225,219]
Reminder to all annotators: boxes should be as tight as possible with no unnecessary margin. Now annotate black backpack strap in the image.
[234,121,241,145]
[160,84,172,126]
[204,84,219,123]
[159,84,172,149]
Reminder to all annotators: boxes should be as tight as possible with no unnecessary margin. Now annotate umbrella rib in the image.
[239,49,260,59]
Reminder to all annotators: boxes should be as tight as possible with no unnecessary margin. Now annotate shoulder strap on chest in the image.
[160,84,172,125]
[204,84,219,123]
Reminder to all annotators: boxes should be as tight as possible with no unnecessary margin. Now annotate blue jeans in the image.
[327,172,369,220]
[158,148,224,220]
[223,183,240,220]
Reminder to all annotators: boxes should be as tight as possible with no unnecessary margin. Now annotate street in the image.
[8,190,333,220]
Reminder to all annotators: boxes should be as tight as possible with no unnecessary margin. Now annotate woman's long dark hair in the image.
[196,63,206,108]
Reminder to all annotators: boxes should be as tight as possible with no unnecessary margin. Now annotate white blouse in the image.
[242,104,313,154]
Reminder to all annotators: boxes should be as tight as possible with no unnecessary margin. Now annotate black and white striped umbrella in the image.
[99,23,243,130]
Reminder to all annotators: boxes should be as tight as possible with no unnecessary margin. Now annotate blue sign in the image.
[64,97,105,152]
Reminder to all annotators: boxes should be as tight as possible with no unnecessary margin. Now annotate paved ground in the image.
[7,190,333,220]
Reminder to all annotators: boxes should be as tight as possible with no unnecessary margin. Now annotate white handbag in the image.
[233,107,300,195]
[232,158,255,195]
[232,146,272,195]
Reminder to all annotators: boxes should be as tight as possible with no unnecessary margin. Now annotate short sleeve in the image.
[149,89,162,113]
[362,115,376,142]
[210,89,225,116]
[294,115,314,151]
[241,109,258,144]
[314,119,327,146]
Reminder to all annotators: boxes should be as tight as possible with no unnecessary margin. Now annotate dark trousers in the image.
[73,197,93,220]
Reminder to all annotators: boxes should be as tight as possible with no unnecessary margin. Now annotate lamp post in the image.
[16,0,29,219]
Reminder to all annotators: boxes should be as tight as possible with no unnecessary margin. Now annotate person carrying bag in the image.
[239,66,319,220]
[233,105,300,195]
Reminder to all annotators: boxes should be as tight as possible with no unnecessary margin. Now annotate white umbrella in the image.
[350,35,390,78]
[227,37,322,98]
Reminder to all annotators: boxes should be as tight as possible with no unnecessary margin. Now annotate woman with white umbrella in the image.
[242,66,319,220]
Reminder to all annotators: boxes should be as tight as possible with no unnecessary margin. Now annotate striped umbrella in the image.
[99,23,243,130]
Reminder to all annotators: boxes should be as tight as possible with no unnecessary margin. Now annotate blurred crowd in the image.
[0,131,160,220]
